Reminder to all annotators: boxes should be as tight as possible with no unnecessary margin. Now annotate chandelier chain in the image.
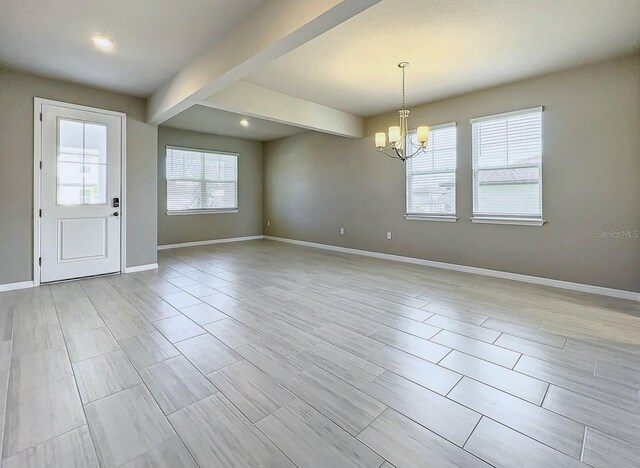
[402,66,406,110]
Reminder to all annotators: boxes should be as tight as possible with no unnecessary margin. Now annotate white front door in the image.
[39,102,123,283]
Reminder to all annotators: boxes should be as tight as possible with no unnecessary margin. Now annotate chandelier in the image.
[375,62,429,162]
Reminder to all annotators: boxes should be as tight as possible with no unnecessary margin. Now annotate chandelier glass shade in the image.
[375,62,429,162]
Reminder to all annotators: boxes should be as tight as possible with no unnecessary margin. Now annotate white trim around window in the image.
[406,122,457,221]
[165,145,238,215]
[470,217,546,226]
[405,214,458,222]
[470,106,543,124]
[471,106,544,226]
[166,208,239,216]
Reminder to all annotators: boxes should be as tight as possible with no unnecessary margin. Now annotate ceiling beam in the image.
[201,81,363,138]
[147,0,380,125]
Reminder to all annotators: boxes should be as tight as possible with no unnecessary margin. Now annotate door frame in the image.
[33,97,127,286]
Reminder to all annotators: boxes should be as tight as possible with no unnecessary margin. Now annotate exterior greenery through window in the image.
[472,107,543,220]
[405,123,457,217]
[166,146,238,213]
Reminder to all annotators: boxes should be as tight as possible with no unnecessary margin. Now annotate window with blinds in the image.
[472,107,542,220]
[166,146,238,213]
[406,123,457,217]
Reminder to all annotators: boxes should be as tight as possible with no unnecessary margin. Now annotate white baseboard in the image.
[0,281,35,293]
[158,235,264,251]
[264,236,640,302]
[124,263,159,274]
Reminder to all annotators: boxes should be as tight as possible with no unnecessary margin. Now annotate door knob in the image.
[113,212,120,217]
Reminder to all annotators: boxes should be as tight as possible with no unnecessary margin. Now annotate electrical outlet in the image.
[340,227,345,235]
[386,231,392,240]
[267,220,271,227]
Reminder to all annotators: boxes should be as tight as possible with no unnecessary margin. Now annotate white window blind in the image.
[166,146,238,213]
[406,123,457,217]
[472,107,542,219]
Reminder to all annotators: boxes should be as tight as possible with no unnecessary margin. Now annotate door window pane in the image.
[84,123,107,164]
[58,119,84,163]
[84,164,107,204]
[57,119,108,205]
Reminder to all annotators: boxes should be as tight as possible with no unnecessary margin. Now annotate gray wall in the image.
[264,55,640,293]
[0,67,158,284]
[157,127,263,246]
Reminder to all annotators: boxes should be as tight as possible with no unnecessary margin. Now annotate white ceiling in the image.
[2,0,639,135]
[244,0,640,116]
[0,0,264,96]
[161,105,307,141]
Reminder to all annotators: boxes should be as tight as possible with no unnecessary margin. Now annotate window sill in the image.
[166,209,239,216]
[405,215,457,223]
[471,217,545,226]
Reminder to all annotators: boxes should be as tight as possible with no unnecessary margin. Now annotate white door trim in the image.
[33,98,127,287]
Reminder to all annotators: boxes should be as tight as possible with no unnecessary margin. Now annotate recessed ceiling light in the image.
[91,34,114,52]
[240,118,249,127]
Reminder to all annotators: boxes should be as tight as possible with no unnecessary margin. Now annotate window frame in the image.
[165,145,239,215]
[405,122,458,222]
[470,107,545,226]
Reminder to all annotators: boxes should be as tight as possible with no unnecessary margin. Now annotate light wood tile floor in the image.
[1,239,639,467]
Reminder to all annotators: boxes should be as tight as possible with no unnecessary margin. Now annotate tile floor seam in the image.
[579,426,588,462]
[85,294,201,467]
[49,292,97,463]
[4,242,638,467]
[82,286,199,468]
